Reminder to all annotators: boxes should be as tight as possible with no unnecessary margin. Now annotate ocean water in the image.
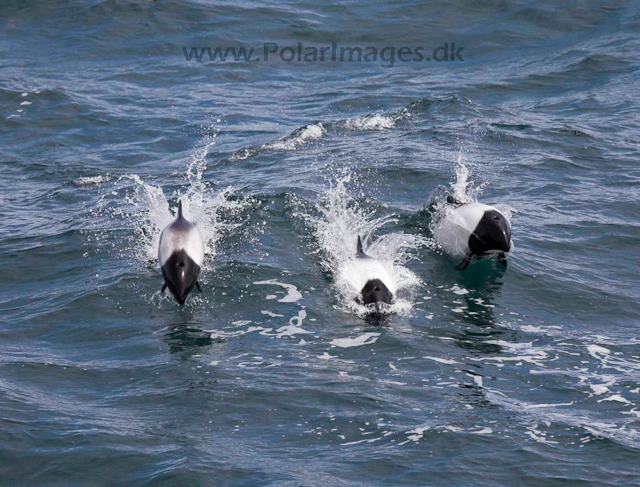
[1,0,640,485]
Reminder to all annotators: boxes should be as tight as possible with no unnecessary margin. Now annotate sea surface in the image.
[1,1,640,485]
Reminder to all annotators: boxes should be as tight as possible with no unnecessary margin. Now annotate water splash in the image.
[430,154,513,224]
[301,172,425,316]
[451,152,487,204]
[93,131,250,274]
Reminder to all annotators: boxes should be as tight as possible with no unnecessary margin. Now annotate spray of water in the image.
[93,131,250,276]
[302,172,425,316]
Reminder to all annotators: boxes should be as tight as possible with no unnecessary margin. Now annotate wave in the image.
[227,95,496,164]
[339,110,409,130]
[229,108,409,161]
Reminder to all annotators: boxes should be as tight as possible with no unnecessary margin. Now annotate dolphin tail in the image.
[356,235,364,256]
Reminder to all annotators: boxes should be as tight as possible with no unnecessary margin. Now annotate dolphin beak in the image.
[174,282,191,305]
[498,230,511,252]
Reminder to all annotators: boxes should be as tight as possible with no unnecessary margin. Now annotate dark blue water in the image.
[2,1,640,485]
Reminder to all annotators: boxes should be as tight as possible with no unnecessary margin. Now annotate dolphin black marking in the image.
[354,235,393,307]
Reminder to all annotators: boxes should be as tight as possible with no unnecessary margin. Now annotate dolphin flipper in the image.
[454,251,473,271]
[356,235,364,256]
[497,252,508,266]
[195,281,203,293]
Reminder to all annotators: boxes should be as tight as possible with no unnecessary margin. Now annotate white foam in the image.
[330,332,380,348]
[468,373,483,387]
[74,175,111,186]
[261,310,284,318]
[452,160,473,204]
[254,280,303,303]
[485,389,640,449]
[423,356,459,365]
[525,429,558,445]
[590,384,610,395]
[448,285,469,295]
[405,425,430,442]
[526,402,574,409]
[481,340,549,367]
[598,395,632,405]
[342,114,395,130]
[587,344,611,359]
[274,310,310,338]
[232,320,252,327]
[318,352,337,360]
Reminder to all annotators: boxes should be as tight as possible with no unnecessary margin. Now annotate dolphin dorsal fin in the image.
[357,235,364,256]
[177,200,183,219]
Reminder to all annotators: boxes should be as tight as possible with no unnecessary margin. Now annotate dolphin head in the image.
[361,278,393,306]
[161,249,201,305]
[469,209,512,254]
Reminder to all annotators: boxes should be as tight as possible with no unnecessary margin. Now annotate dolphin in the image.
[158,200,204,304]
[353,235,393,307]
[433,196,512,271]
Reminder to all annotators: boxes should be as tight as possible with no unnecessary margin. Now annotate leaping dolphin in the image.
[158,200,204,304]
[433,196,512,271]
